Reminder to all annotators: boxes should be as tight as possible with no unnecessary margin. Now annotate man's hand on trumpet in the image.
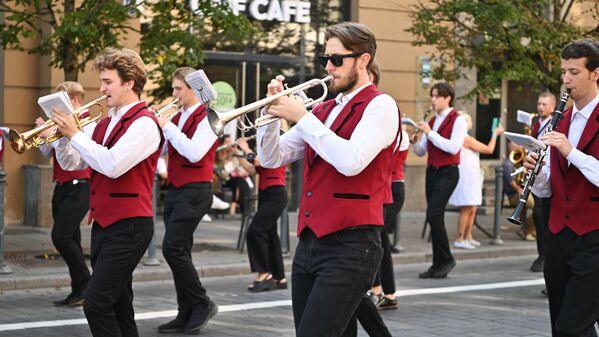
[265,75,309,124]
[35,117,57,138]
[51,109,79,139]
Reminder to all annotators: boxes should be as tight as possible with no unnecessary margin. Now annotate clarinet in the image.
[507,92,570,225]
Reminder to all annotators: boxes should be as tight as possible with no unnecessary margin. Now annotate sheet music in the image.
[516,110,533,126]
[185,70,217,104]
[504,131,546,151]
[38,92,74,118]
[401,117,419,128]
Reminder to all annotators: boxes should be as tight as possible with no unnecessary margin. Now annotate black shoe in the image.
[367,291,383,305]
[53,293,84,307]
[433,259,456,279]
[530,256,545,272]
[184,302,218,334]
[376,297,399,310]
[158,317,187,333]
[419,265,437,279]
[248,278,276,292]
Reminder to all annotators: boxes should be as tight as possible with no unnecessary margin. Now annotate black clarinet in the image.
[507,92,570,225]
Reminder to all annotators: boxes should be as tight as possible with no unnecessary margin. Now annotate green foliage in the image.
[406,0,599,100]
[0,0,258,101]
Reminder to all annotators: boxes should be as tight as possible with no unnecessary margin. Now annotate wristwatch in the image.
[246,152,256,163]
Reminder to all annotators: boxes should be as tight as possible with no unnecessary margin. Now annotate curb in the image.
[0,245,537,292]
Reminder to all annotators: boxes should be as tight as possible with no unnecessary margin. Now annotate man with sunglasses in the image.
[257,22,399,336]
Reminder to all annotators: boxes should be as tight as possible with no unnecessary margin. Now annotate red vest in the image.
[256,166,286,190]
[167,105,218,187]
[298,84,398,238]
[549,105,599,235]
[53,155,91,183]
[89,102,164,227]
[426,109,461,167]
[531,117,550,139]
[391,149,409,181]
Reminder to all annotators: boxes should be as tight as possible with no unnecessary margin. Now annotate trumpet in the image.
[409,106,433,144]
[9,95,106,154]
[153,98,180,120]
[216,135,257,153]
[207,76,333,137]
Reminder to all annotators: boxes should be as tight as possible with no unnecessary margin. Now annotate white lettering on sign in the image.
[215,0,311,23]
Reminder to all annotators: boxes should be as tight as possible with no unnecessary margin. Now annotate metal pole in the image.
[279,170,291,254]
[0,167,13,274]
[144,174,160,266]
[490,165,504,245]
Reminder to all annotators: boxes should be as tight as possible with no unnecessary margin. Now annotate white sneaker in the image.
[467,239,481,247]
[212,196,230,210]
[202,214,212,223]
[453,240,475,249]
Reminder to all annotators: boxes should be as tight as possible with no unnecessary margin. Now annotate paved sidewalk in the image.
[0,210,539,291]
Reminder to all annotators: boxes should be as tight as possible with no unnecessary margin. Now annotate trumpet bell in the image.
[8,129,27,154]
[207,106,226,137]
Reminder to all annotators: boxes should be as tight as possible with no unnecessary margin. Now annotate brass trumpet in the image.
[9,95,106,154]
[153,98,180,120]
[207,76,333,137]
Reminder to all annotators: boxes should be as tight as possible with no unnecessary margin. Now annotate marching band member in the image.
[525,38,599,337]
[412,82,467,279]
[529,92,556,273]
[236,137,288,292]
[36,81,94,307]
[257,22,399,336]
[156,67,219,334]
[52,48,162,337]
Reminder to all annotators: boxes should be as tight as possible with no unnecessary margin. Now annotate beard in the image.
[329,62,359,95]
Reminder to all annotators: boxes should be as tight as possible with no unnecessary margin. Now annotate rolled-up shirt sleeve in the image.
[257,113,306,168]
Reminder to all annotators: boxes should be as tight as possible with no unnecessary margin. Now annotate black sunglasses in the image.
[318,53,362,67]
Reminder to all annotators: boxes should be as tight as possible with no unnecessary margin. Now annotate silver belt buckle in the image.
[73,179,79,185]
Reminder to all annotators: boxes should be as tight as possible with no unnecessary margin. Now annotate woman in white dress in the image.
[449,113,503,249]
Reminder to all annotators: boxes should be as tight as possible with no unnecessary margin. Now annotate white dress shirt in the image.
[55,100,161,179]
[40,120,96,160]
[533,93,599,197]
[530,116,551,197]
[412,108,468,157]
[162,102,218,163]
[257,82,399,177]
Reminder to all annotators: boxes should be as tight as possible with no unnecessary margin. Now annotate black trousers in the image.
[426,165,459,266]
[292,227,383,337]
[532,194,551,259]
[162,183,213,318]
[342,296,392,337]
[545,227,599,337]
[373,181,405,293]
[51,181,90,295]
[246,185,288,280]
[84,217,154,337]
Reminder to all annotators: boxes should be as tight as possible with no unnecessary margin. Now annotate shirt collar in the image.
[437,107,453,117]
[182,102,201,116]
[572,92,599,121]
[334,82,373,105]
[109,100,144,119]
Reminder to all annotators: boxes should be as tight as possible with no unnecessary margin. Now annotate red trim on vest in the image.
[298,84,398,238]
[256,165,286,190]
[167,104,218,187]
[426,109,460,167]
[89,102,164,227]
[549,105,599,235]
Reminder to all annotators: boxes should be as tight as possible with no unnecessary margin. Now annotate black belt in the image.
[427,164,457,170]
[56,178,89,186]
